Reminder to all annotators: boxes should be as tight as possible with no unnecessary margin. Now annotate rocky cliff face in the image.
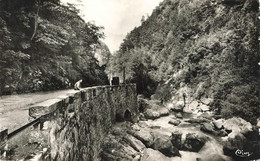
[0,0,109,95]
[111,0,259,123]
[94,40,112,68]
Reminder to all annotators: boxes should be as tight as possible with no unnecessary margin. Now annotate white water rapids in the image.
[143,112,233,161]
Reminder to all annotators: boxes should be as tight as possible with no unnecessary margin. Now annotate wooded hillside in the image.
[110,0,259,123]
[0,0,109,95]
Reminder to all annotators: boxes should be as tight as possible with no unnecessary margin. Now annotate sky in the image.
[60,0,163,53]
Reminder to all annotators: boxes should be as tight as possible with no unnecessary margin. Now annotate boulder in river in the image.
[176,112,183,119]
[101,134,139,161]
[198,112,212,120]
[222,124,260,160]
[152,135,180,157]
[123,134,146,152]
[168,119,181,126]
[158,107,170,117]
[223,133,247,158]
[141,148,173,161]
[212,118,224,130]
[149,129,181,157]
[171,131,182,149]
[183,133,208,152]
[216,129,228,137]
[184,100,199,112]
[223,117,252,135]
[198,104,210,112]
[143,109,160,120]
[142,99,170,119]
[224,139,260,160]
[131,128,154,147]
[141,98,170,115]
[173,104,184,112]
[185,118,208,124]
[178,122,192,128]
[167,101,184,112]
[200,123,214,133]
[200,97,213,106]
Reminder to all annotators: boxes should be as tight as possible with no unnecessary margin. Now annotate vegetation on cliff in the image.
[0,0,109,95]
[109,0,259,123]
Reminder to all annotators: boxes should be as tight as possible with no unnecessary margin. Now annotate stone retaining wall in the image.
[0,84,138,160]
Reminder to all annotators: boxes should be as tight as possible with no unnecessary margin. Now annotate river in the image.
[142,112,233,161]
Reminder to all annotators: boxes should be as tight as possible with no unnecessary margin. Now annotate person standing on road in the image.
[74,79,82,90]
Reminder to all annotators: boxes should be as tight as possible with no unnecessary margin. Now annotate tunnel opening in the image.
[115,113,124,122]
[124,110,132,121]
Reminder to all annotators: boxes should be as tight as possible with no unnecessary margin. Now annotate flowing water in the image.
[143,112,233,161]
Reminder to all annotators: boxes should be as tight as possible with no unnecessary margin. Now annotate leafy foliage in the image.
[0,0,109,94]
[108,0,259,123]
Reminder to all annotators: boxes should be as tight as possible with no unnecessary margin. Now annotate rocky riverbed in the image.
[100,98,260,161]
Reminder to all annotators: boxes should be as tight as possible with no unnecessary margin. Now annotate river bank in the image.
[100,98,259,161]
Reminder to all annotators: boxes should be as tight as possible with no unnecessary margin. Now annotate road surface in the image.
[0,89,77,132]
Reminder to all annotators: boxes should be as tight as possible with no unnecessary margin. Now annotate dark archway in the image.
[124,110,132,121]
[115,113,124,122]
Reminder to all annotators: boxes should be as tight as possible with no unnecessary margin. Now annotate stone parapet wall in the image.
[45,84,138,161]
[0,84,138,160]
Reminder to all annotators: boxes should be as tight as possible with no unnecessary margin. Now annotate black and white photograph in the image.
[0,0,259,160]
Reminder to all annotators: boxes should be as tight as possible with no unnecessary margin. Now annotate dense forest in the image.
[0,0,109,95]
[109,0,259,123]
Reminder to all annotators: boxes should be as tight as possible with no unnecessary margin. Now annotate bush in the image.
[221,85,259,124]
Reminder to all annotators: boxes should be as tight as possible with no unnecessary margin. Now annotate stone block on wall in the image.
[29,98,62,118]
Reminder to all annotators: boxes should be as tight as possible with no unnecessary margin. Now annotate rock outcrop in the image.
[131,127,154,147]
[141,148,173,161]
[222,117,253,134]
[200,123,214,133]
[221,117,260,160]
[101,121,182,161]
[213,118,224,130]
[171,131,208,153]
[168,119,181,126]
[185,118,208,124]
[151,130,180,157]
[139,98,170,120]
[183,133,208,152]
